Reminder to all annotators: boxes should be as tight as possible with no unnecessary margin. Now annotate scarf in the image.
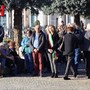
[48,33,58,60]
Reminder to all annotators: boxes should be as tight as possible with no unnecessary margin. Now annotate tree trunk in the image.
[14,9,22,52]
[74,14,81,27]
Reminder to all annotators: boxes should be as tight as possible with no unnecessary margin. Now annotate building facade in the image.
[0,9,90,33]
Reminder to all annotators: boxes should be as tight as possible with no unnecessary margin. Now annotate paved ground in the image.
[0,62,90,90]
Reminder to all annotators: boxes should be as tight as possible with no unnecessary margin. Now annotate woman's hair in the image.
[48,25,56,33]
[67,23,74,32]
[26,29,32,34]
[9,41,15,47]
[67,26,74,32]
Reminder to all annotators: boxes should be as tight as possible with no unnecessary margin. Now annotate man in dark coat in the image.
[63,24,78,80]
[30,24,46,77]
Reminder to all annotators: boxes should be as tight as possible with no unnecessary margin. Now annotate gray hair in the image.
[86,23,90,31]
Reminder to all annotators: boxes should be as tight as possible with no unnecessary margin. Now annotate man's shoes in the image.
[74,73,77,78]
[54,73,58,78]
[88,76,90,79]
[63,77,71,80]
[51,73,54,78]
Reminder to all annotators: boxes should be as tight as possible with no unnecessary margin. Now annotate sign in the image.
[0,5,5,17]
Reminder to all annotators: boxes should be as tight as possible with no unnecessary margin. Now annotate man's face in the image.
[35,25,40,33]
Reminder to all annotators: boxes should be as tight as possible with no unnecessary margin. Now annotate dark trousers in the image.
[64,55,76,78]
[15,58,25,74]
[43,52,51,72]
[32,51,43,74]
[83,51,90,77]
[5,59,16,76]
[24,53,34,73]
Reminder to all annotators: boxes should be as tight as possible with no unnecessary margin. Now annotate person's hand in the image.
[48,49,53,53]
[16,56,20,59]
[34,49,38,53]
[7,56,14,61]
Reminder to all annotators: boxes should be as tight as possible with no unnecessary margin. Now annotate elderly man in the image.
[30,24,46,77]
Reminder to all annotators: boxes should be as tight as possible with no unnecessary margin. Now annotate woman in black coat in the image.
[46,25,59,78]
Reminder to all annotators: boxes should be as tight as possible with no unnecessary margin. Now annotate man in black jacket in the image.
[30,24,46,77]
[63,24,78,80]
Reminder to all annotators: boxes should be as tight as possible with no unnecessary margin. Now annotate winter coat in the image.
[21,36,32,54]
[81,30,90,51]
[63,32,78,56]
[30,31,46,52]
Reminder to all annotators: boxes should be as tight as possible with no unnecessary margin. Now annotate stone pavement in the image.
[0,62,90,90]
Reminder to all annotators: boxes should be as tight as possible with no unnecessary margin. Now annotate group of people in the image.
[0,20,90,80]
[0,40,25,76]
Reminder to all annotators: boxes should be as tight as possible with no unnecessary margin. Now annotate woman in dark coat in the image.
[46,25,59,78]
[81,23,90,79]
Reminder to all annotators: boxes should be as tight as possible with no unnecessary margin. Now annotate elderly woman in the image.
[81,23,90,79]
[21,29,34,74]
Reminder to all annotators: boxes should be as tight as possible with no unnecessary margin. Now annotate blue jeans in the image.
[24,53,34,73]
[0,58,6,69]
[74,48,81,65]
[74,48,81,73]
